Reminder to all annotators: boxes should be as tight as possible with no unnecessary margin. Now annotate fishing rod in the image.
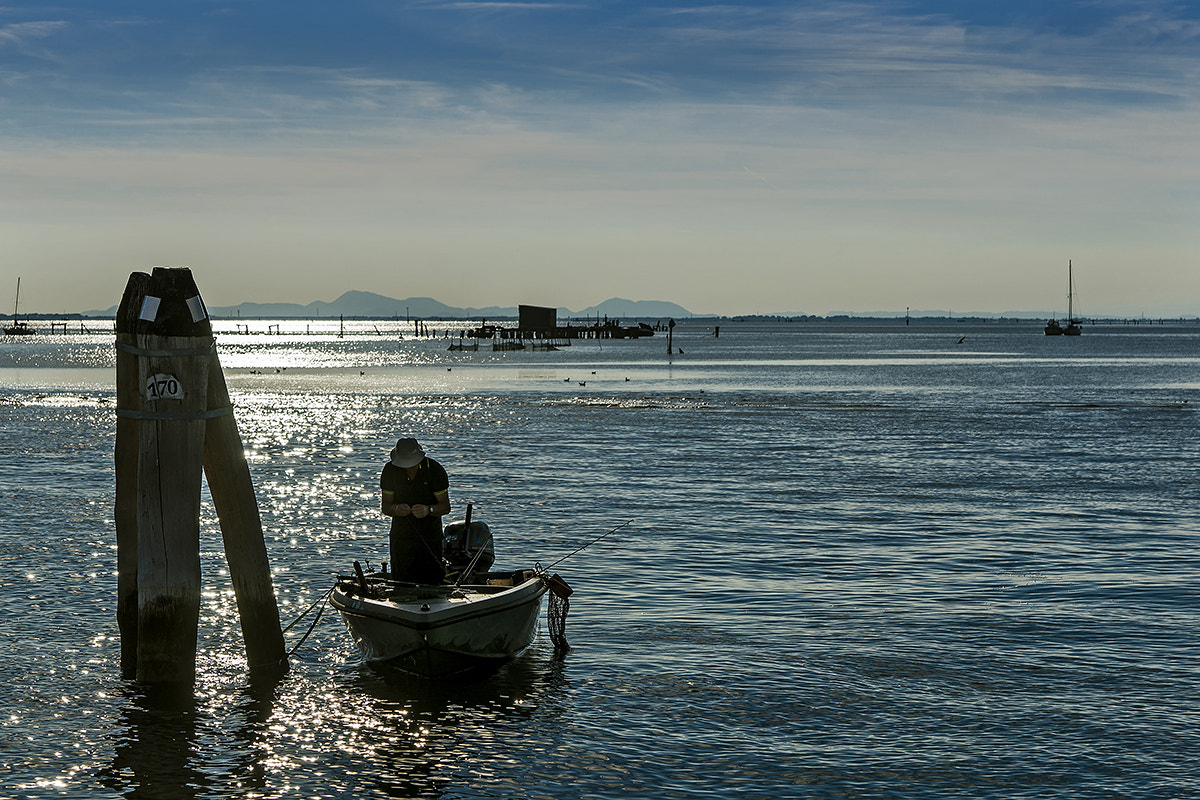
[545,519,633,570]
[454,503,495,587]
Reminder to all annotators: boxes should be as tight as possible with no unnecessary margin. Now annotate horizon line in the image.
[7,311,1200,323]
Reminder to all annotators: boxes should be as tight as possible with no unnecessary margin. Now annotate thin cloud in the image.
[0,20,67,49]
[413,2,583,8]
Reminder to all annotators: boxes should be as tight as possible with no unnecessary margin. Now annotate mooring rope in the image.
[282,586,335,657]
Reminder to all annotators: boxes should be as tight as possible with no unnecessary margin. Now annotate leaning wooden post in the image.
[204,352,288,675]
[131,268,212,682]
[114,271,151,677]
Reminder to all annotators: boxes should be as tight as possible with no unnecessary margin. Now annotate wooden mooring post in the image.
[114,267,286,683]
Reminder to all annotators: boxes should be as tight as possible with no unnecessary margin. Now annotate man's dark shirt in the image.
[380,457,449,583]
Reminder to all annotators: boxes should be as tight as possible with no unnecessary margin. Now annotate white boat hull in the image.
[331,572,549,678]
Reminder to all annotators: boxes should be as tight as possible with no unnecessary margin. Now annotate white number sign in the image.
[144,373,185,400]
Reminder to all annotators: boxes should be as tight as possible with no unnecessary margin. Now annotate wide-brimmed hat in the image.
[390,437,425,468]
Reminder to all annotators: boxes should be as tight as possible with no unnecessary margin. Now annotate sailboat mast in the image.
[1067,260,1073,321]
[12,277,19,317]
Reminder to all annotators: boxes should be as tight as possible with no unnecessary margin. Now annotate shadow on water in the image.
[323,650,575,798]
[331,652,571,798]
[95,649,570,800]
[351,646,571,709]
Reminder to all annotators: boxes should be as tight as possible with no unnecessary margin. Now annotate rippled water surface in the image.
[2,318,1199,798]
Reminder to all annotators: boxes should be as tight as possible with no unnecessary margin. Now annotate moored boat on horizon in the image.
[1044,260,1082,336]
[4,278,35,336]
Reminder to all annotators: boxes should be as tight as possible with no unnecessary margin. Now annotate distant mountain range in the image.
[88,291,694,320]
[62,292,1194,321]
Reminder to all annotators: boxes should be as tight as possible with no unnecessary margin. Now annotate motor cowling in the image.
[442,519,495,573]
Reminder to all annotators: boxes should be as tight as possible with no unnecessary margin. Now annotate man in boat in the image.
[380,437,451,584]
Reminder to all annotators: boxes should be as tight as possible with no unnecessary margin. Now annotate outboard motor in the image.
[443,518,495,575]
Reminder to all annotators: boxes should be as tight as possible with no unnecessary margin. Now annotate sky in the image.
[2,1,1198,317]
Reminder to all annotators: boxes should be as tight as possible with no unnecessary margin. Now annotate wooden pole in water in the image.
[114,271,151,677]
[130,268,211,682]
[114,266,286,683]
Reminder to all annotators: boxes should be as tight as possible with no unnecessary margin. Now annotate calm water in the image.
[2,318,1198,799]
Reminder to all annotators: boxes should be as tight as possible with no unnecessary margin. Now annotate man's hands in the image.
[391,503,431,518]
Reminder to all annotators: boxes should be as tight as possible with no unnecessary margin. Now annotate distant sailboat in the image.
[1044,261,1082,336]
[4,278,35,336]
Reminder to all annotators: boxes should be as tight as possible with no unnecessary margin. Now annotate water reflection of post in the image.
[220,676,285,795]
[100,678,283,798]
[99,684,207,799]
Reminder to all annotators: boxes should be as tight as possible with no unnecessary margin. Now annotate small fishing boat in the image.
[330,565,569,678]
[4,278,35,336]
[1044,260,1082,336]
[330,508,576,678]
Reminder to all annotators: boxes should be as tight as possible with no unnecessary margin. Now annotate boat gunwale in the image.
[330,573,548,632]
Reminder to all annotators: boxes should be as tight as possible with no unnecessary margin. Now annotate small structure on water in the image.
[451,304,655,351]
